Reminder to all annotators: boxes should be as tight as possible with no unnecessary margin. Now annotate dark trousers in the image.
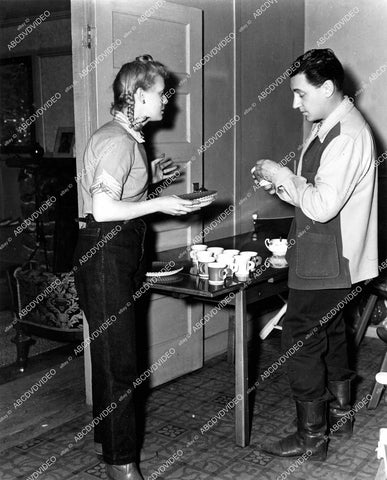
[73,217,146,465]
[281,288,355,401]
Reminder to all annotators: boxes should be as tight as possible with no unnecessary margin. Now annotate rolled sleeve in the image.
[90,137,134,200]
[90,169,123,200]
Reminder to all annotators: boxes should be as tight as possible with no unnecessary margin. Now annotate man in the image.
[253,49,378,460]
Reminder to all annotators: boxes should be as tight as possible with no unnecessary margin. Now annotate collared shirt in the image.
[297,98,354,165]
[79,112,149,216]
[272,96,378,285]
[113,111,145,143]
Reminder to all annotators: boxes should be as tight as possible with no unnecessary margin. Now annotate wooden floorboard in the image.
[0,344,77,386]
[0,356,88,452]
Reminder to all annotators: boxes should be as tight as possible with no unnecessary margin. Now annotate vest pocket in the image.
[296,232,339,279]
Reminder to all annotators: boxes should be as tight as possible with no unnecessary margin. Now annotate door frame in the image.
[71,0,205,404]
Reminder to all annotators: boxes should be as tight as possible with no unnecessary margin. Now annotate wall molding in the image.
[0,10,70,29]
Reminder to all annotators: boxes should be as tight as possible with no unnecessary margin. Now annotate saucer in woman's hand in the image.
[146,261,184,277]
[177,191,217,208]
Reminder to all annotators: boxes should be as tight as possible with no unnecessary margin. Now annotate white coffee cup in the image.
[239,251,258,260]
[240,250,261,269]
[191,244,208,251]
[223,249,240,257]
[190,244,208,261]
[196,251,214,262]
[240,250,257,257]
[234,254,254,281]
[207,247,224,260]
[217,254,237,277]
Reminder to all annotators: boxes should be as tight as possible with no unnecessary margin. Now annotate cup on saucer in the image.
[190,245,208,274]
[217,253,237,277]
[208,262,228,285]
[239,251,261,269]
[198,258,213,279]
[234,255,255,282]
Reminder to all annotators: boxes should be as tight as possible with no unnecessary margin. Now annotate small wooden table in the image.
[149,218,292,447]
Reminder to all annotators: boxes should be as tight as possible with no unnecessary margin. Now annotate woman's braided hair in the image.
[111,54,168,130]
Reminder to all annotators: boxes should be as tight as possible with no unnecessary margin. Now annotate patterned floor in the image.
[0,334,386,480]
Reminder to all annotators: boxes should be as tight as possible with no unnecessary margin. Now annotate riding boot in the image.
[95,443,157,462]
[106,463,144,480]
[262,399,328,460]
[328,379,353,438]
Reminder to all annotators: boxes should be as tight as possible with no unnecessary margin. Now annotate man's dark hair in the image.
[290,49,344,91]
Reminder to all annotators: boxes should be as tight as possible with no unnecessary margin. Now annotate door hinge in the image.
[82,24,95,49]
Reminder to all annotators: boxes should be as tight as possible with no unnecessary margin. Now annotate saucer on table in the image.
[266,256,288,269]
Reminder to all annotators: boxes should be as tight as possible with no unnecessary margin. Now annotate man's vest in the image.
[286,123,352,290]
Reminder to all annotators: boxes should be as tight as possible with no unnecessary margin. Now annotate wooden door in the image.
[94,0,203,249]
[71,0,204,394]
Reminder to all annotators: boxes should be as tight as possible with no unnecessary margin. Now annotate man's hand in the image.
[251,159,281,195]
[253,159,281,182]
[151,155,179,183]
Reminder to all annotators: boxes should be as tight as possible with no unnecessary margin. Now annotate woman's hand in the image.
[151,154,179,183]
[92,192,200,222]
[156,195,201,216]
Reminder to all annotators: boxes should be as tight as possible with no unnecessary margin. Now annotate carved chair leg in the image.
[11,319,35,373]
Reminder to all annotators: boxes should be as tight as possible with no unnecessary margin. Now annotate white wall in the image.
[170,0,236,240]
[237,0,305,232]
[305,0,387,262]
[305,0,387,172]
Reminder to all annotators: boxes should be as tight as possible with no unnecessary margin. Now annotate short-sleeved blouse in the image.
[79,112,149,216]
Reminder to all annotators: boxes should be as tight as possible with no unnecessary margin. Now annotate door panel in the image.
[72,0,204,390]
[94,0,202,244]
[112,14,189,72]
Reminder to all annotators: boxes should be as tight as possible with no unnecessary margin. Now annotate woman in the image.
[74,55,200,480]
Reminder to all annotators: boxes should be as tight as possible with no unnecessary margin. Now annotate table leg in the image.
[354,294,378,347]
[235,288,249,447]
